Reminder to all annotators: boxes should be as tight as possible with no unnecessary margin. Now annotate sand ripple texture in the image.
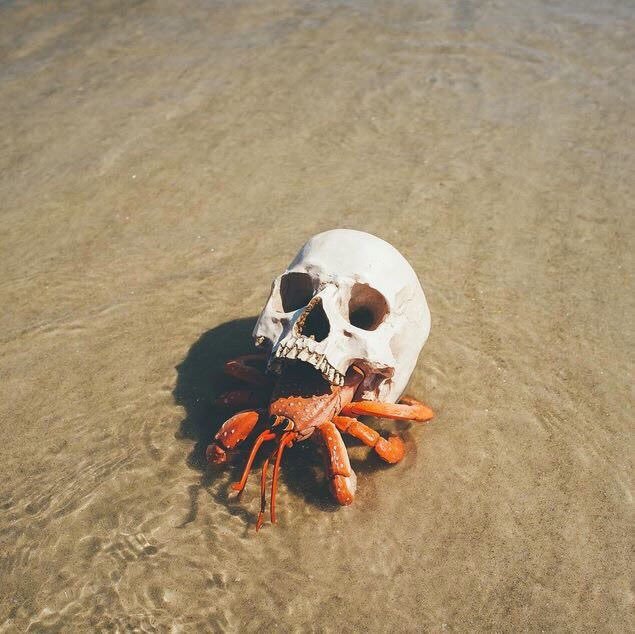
[0,0,632,631]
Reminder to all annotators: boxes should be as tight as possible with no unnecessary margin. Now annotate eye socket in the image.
[280,272,314,312]
[348,283,389,331]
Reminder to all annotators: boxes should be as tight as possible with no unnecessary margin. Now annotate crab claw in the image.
[374,435,405,464]
[206,443,227,465]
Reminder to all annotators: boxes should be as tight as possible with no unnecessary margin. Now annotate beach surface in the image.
[0,0,633,631]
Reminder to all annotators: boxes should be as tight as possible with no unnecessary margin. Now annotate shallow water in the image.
[1,0,633,631]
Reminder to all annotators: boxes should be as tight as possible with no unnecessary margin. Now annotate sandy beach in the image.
[1,0,633,631]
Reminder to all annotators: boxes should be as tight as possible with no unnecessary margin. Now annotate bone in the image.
[252,229,431,403]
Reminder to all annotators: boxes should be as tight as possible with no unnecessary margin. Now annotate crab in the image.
[206,229,434,529]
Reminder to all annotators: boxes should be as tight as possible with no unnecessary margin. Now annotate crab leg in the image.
[340,395,434,423]
[215,388,269,411]
[205,409,263,465]
[256,448,276,532]
[223,354,272,387]
[270,432,295,525]
[333,416,405,464]
[231,429,276,493]
[215,354,273,411]
[317,421,357,505]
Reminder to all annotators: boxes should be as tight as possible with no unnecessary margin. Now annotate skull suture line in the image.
[206,229,434,530]
[253,229,431,402]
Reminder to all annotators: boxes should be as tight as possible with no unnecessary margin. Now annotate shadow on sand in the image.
[173,316,410,528]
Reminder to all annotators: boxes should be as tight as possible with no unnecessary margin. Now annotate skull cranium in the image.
[253,229,430,403]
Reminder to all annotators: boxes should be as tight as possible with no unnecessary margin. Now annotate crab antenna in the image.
[256,448,277,532]
[231,430,276,493]
[270,432,294,524]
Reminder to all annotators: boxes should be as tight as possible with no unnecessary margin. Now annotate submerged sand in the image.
[0,0,633,631]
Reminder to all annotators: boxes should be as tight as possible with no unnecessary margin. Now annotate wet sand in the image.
[1,0,633,631]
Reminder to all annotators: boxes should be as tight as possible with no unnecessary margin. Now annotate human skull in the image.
[253,229,430,403]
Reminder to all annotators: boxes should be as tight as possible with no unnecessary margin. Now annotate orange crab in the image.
[206,353,433,530]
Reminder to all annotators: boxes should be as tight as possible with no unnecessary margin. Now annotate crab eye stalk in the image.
[348,283,389,331]
[280,272,314,312]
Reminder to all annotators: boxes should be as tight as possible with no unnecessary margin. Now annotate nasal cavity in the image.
[297,297,330,342]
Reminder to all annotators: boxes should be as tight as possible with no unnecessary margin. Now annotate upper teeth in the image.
[272,336,345,386]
